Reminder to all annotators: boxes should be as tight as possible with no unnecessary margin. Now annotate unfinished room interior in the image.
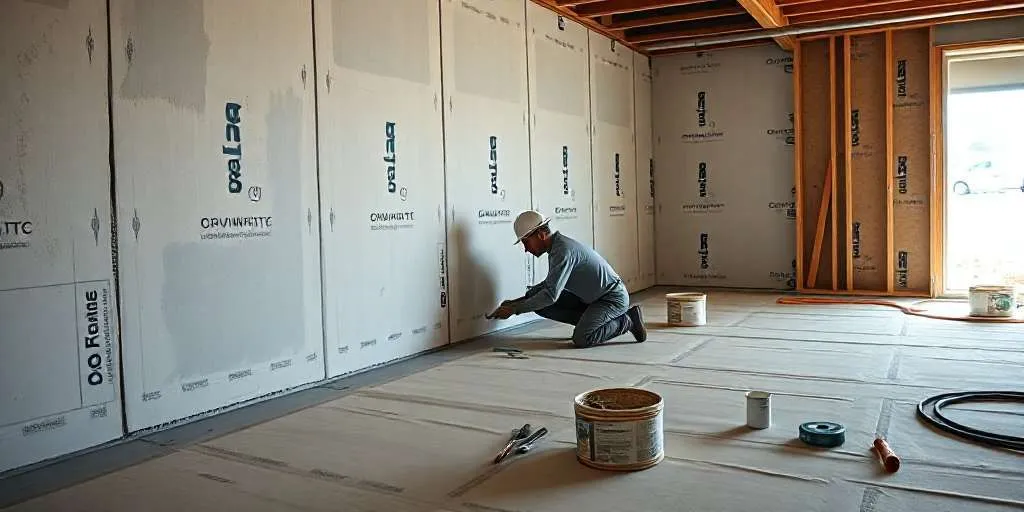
[2,0,1024,510]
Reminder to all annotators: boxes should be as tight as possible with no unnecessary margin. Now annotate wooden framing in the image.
[829,36,838,290]
[885,30,895,293]
[843,35,854,291]
[794,41,805,290]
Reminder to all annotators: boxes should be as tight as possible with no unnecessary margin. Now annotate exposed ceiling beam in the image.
[606,6,747,30]
[735,0,796,51]
[575,0,714,18]
[649,38,775,56]
[630,21,762,43]
[531,0,647,53]
[788,0,1010,24]
[784,0,924,17]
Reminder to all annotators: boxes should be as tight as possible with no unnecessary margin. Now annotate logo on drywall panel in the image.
[769,200,796,221]
[438,243,448,309]
[699,233,710,270]
[562,145,572,198]
[0,217,33,250]
[769,259,797,289]
[852,222,862,258]
[896,250,909,289]
[684,232,727,281]
[896,155,909,195]
[682,161,724,214]
[371,120,415,232]
[766,56,794,74]
[224,102,244,194]
[851,109,861,147]
[896,59,907,98]
[682,91,724,143]
[614,153,622,197]
[488,135,505,199]
[679,51,722,75]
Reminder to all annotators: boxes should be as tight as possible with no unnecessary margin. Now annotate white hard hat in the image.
[513,210,550,244]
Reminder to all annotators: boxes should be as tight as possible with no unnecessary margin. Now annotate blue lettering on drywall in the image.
[699,233,709,269]
[385,121,397,193]
[896,156,908,194]
[83,290,104,385]
[649,159,655,198]
[224,102,243,194]
[851,109,861,147]
[488,136,499,194]
[852,222,861,258]
[897,250,909,288]
[562,146,570,196]
[896,60,907,98]
[697,91,707,127]
[614,153,621,197]
[698,162,708,197]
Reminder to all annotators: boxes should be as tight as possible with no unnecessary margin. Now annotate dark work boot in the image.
[626,305,647,343]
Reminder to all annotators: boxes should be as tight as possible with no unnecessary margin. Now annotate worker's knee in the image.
[571,329,597,349]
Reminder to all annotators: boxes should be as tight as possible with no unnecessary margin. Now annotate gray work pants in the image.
[535,286,633,348]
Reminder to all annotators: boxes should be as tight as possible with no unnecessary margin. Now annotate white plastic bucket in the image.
[666,292,707,326]
[968,285,1017,318]
[745,391,772,429]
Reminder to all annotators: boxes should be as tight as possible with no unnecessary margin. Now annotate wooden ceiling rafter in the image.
[532,0,1024,56]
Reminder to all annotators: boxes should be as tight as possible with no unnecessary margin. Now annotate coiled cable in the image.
[916,391,1024,451]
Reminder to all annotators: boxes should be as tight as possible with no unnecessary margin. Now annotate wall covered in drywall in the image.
[0,0,124,474]
[651,44,797,290]
[0,0,654,474]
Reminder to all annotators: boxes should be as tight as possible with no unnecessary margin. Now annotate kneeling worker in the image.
[488,210,646,348]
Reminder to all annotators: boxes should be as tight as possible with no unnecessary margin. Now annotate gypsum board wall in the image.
[847,33,888,292]
[590,30,641,293]
[525,2,594,283]
[891,28,932,294]
[313,0,450,378]
[634,49,657,291]
[0,0,124,473]
[441,0,535,343]
[110,0,326,432]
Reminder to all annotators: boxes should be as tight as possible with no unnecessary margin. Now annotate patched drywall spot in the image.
[119,0,210,112]
[24,0,70,9]
[332,0,431,84]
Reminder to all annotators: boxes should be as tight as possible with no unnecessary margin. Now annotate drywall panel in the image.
[634,50,656,291]
[0,0,123,473]
[849,34,887,291]
[798,39,834,290]
[652,44,796,290]
[892,28,931,293]
[110,0,325,431]
[590,32,640,292]
[933,15,1024,45]
[441,0,534,342]
[314,0,448,378]
[526,3,593,282]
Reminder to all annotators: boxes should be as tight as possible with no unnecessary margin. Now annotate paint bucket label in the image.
[667,297,706,326]
[576,415,664,465]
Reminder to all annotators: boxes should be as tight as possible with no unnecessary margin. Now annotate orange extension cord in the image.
[776,296,1024,323]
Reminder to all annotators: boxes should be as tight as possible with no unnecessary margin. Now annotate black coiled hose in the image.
[916,391,1024,451]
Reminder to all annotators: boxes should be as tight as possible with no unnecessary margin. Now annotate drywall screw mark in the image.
[86,28,95,64]
[301,65,307,88]
[131,209,140,239]
[434,93,438,111]
[125,37,135,64]
[325,71,332,93]
[91,208,101,246]
[307,208,313,233]
[329,208,335,232]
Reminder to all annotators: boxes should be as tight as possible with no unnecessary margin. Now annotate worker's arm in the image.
[511,251,575,314]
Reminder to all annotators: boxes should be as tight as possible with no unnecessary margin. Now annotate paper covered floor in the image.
[6,290,1023,511]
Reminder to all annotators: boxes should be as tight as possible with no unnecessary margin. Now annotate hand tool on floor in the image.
[873,437,901,473]
[494,424,532,464]
[798,421,846,448]
[492,347,529,359]
[513,426,549,455]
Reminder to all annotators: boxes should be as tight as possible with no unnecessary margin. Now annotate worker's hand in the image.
[488,304,514,320]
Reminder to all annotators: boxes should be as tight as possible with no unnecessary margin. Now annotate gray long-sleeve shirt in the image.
[512,231,625,314]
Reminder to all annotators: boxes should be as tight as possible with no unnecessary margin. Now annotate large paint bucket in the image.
[666,292,707,326]
[574,387,665,471]
[968,285,1017,318]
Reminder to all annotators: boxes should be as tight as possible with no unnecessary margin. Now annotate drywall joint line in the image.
[308,0,330,382]
[860,486,883,512]
[670,337,713,363]
[885,350,901,381]
[874,398,895,440]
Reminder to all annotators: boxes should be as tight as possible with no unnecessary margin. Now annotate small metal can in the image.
[746,391,772,429]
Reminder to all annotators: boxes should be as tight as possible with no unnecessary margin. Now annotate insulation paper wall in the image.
[314,0,449,378]
[110,0,325,431]
[0,0,124,473]
[441,0,535,343]
[634,50,656,290]
[653,45,796,290]
[526,3,594,281]
[590,33,641,293]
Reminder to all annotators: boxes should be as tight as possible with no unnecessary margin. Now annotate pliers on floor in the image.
[493,424,548,464]
[493,347,529,359]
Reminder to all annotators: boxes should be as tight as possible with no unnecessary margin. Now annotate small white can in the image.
[746,391,772,429]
